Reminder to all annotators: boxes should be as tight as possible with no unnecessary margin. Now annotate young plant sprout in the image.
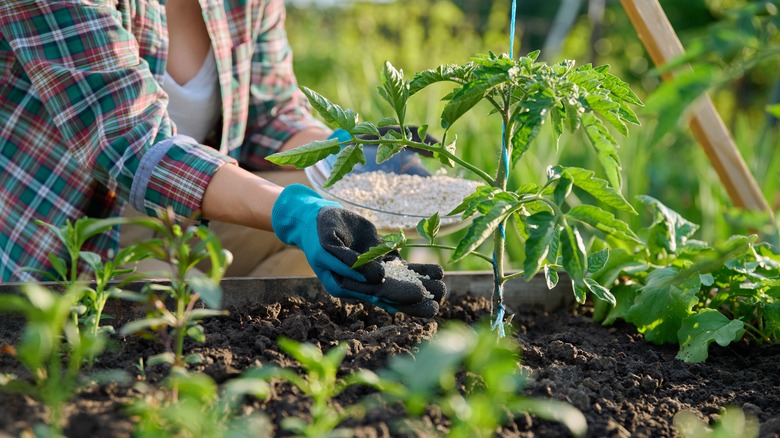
[268,51,643,332]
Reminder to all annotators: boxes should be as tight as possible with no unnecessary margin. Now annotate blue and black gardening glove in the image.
[272,184,446,318]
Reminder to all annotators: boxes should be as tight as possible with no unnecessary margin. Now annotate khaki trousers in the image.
[119,170,315,277]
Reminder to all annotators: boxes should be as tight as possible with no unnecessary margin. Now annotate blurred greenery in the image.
[285,0,780,270]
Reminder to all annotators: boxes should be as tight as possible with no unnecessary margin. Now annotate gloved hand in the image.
[272,184,446,318]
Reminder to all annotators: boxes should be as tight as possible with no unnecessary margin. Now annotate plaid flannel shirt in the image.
[0,0,325,282]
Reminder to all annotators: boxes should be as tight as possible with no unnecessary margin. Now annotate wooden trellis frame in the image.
[620,0,773,216]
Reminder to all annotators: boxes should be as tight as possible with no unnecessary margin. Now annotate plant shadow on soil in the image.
[1,291,780,437]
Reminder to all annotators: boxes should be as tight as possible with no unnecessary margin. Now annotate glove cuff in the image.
[328,128,353,143]
[271,184,341,246]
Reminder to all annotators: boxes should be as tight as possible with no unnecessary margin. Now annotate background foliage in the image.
[285,0,780,269]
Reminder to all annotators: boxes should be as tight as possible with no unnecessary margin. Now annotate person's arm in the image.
[0,2,232,222]
[201,163,281,230]
[239,0,330,170]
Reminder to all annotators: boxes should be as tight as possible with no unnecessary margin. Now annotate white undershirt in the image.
[162,47,221,143]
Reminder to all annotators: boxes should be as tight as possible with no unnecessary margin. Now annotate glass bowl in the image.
[305,145,473,236]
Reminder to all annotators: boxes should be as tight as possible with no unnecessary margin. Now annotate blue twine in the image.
[492,0,517,337]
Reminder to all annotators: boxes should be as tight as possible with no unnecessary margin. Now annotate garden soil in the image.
[1,291,779,437]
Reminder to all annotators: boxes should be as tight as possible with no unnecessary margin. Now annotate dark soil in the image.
[1,291,779,437]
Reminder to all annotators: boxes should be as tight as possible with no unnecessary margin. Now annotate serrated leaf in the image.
[377,117,398,127]
[553,175,573,206]
[442,74,507,129]
[584,278,616,306]
[323,144,366,188]
[560,225,587,285]
[595,65,644,106]
[587,249,610,273]
[301,87,358,130]
[544,265,559,289]
[584,94,628,136]
[352,122,380,136]
[550,106,564,150]
[580,112,622,189]
[352,232,406,268]
[563,99,582,132]
[511,94,555,164]
[409,64,472,95]
[416,213,441,245]
[380,61,408,122]
[451,201,514,263]
[638,195,699,254]
[376,142,405,164]
[416,124,429,141]
[676,309,745,363]
[627,268,699,344]
[523,212,558,280]
[560,167,636,214]
[566,205,642,244]
[266,138,341,168]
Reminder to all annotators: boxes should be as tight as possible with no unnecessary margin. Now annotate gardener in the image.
[0,0,446,317]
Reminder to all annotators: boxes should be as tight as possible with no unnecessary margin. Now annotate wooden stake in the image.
[620,0,772,214]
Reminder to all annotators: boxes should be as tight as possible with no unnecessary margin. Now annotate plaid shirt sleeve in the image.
[0,2,233,221]
[239,0,328,171]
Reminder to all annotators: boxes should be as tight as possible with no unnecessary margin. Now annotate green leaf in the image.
[584,278,616,306]
[553,175,573,206]
[523,212,558,280]
[409,64,472,95]
[767,103,780,119]
[638,195,699,254]
[451,201,514,263]
[376,142,405,164]
[594,65,644,106]
[265,138,341,168]
[377,117,398,127]
[278,337,323,367]
[48,253,68,281]
[300,87,358,130]
[119,317,171,336]
[560,167,636,214]
[544,265,559,289]
[584,93,627,136]
[416,213,441,245]
[587,249,610,273]
[186,324,206,343]
[562,99,581,132]
[560,225,587,285]
[676,309,745,363]
[351,122,380,136]
[580,112,622,190]
[441,74,507,129]
[599,283,641,325]
[186,274,222,309]
[323,144,366,188]
[763,302,780,339]
[627,268,699,344]
[380,61,409,123]
[510,94,555,164]
[566,205,642,243]
[352,232,406,268]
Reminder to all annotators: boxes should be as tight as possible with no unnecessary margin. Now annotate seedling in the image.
[364,322,587,437]
[22,217,152,366]
[128,368,271,437]
[0,284,106,437]
[119,208,232,368]
[245,338,371,437]
[268,52,642,328]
